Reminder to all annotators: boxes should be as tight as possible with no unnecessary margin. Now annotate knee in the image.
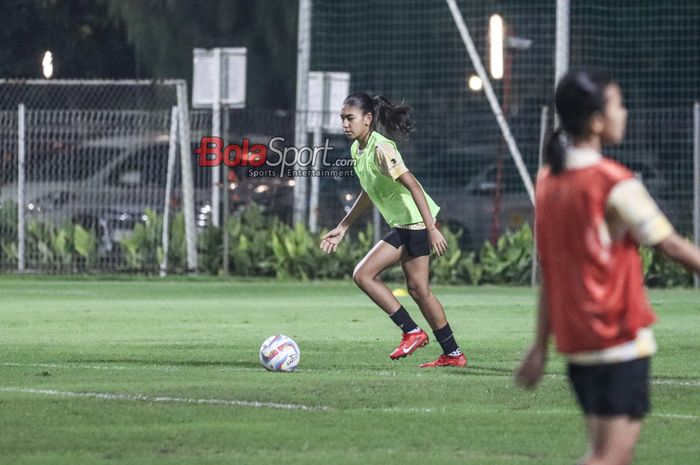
[407,282,431,302]
[353,265,372,289]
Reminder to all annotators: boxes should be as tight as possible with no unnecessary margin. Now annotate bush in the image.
[1,198,695,287]
[0,200,100,271]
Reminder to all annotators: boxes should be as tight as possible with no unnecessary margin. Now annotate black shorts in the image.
[567,357,650,419]
[382,227,430,257]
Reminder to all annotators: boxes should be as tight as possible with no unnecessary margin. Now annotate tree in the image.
[107,0,298,109]
[0,0,135,78]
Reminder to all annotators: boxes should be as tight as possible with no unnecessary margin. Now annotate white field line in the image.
[0,387,330,411]
[542,373,700,387]
[2,362,699,387]
[0,387,696,421]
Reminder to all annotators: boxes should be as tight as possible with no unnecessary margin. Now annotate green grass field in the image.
[0,277,698,465]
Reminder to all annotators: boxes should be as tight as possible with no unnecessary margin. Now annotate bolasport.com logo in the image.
[194,137,355,178]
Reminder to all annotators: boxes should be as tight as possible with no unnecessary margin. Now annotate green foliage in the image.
[0,201,18,267]
[429,226,465,284]
[24,219,102,271]
[0,201,102,270]
[474,224,534,285]
[641,244,693,288]
[118,209,164,271]
[0,200,695,288]
[73,225,97,267]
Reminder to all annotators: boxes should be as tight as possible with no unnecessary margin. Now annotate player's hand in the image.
[320,226,347,254]
[515,344,547,390]
[428,227,447,257]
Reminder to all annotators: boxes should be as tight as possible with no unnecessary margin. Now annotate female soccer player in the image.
[320,92,466,368]
[516,69,700,465]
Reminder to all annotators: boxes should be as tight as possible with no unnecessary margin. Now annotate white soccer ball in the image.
[259,334,300,372]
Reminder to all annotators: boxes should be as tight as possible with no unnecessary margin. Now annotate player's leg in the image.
[353,235,429,359]
[568,358,649,465]
[400,254,445,328]
[401,254,466,368]
[580,415,642,465]
[352,239,405,313]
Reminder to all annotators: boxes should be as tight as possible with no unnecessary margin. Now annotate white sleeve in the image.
[375,142,409,180]
[606,178,674,246]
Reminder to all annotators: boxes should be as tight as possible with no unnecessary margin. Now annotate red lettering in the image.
[195,137,223,167]
[240,139,250,166]
[223,143,242,166]
[197,137,269,169]
[249,144,267,167]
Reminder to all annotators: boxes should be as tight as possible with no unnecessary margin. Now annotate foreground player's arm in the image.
[608,178,700,274]
[515,284,550,389]
[320,190,373,254]
[655,233,700,274]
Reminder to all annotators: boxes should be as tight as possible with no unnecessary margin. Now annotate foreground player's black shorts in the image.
[567,357,650,419]
[382,227,430,257]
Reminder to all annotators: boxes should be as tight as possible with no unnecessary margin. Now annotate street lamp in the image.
[487,14,532,244]
[468,74,483,91]
[489,15,504,80]
[42,51,53,79]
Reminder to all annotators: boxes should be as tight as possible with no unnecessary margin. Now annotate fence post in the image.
[293,0,312,225]
[445,0,534,205]
[555,0,570,86]
[222,109,230,275]
[176,80,198,273]
[17,103,26,272]
[693,101,699,289]
[308,126,323,233]
[160,106,179,277]
[531,106,548,287]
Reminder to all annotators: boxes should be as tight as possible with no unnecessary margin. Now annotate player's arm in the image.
[608,178,700,274]
[515,283,550,389]
[338,189,373,230]
[396,172,447,257]
[320,190,373,254]
[655,233,700,274]
[375,142,447,257]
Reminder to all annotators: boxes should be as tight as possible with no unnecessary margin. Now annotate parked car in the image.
[0,135,212,252]
[430,157,674,250]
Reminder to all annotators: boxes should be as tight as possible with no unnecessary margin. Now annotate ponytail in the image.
[372,95,414,140]
[544,128,566,175]
[546,68,617,175]
[343,92,414,140]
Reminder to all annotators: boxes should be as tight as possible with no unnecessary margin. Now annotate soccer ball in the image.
[259,334,300,372]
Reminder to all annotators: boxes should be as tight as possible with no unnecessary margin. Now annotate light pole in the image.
[488,15,531,244]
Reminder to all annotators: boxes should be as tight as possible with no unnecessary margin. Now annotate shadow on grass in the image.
[438,364,515,377]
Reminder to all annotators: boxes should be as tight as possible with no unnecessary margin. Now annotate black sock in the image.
[433,323,461,356]
[389,306,418,333]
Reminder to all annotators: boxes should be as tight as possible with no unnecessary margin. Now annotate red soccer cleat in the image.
[419,353,467,368]
[389,330,429,360]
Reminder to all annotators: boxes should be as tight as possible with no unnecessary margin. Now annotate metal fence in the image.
[306,0,700,248]
[0,80,199,273]
[1,1,699,274]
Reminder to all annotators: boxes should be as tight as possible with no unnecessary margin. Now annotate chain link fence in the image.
[0,80,200,273]
[310,0,700,249]
[1,1,698,274]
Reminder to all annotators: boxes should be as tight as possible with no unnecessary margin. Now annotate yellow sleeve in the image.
[375,142,409,180]
[607,178,674,246]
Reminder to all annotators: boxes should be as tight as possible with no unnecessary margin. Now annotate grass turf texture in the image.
[0,277,698,464]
